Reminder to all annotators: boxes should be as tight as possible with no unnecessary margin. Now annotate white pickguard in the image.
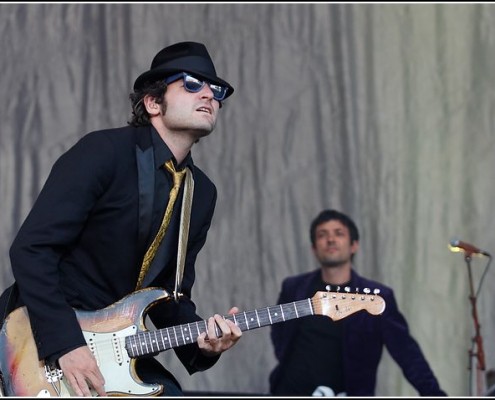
[40,325,161,397]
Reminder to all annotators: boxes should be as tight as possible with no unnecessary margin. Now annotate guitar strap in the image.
[174,167,194,303]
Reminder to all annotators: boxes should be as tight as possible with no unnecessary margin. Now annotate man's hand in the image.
[197,307,242,356]
[58,346,106,396]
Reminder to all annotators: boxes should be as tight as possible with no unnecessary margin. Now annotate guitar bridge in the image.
[44,364,63,383]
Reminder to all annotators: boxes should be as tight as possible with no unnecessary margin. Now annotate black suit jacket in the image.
[269,269,447,396]
[1,125,218,374]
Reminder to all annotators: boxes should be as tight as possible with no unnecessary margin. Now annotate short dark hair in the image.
[128,80,168,127]
[309,209,360,246]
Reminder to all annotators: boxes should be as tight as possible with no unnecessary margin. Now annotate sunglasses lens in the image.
[183,74,228,101]
[184,75,204,92]
[209,84,227,101]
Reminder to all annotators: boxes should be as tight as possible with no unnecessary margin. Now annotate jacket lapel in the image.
[135,127,155,259]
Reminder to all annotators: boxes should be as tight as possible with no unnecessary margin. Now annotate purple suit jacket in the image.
[269,269,447,396]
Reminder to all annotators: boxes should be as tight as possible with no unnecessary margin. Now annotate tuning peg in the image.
[373,289,381,295]
[325,285,338,298]
[363,288,370,294]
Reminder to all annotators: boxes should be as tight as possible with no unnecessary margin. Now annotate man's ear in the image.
[311,244,317,256]
[143,95,160,115]
[351,240,359,255]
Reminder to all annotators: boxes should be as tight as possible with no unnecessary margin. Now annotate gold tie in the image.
[136,159,187,290]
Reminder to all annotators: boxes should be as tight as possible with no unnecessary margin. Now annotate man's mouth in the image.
[197,106,212,114]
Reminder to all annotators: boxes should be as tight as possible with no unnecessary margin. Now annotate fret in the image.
[281,302,299,320]
[155,330,162,352]
[307,298,314,315]
[176,327,182,346]
[159,328,168,351]
[280,304,286,321]
[294,299,311,319]
[166,326,173,348]
[146,332,153,352]
[254,309,261,327]
[142,333,151,355]
[244,311,258,330]
[267,307,273,325]
[185,323,192,343]
[171,326,180,347]
[243,311,249,330]
[191,321,199,340]
[179,325,186,344]
[149,331,159,352]
[255,307,270,327]
[180,326,186,344]
[127,334,138,357]
[195,321,201,337]
[135,335,142,357]
[235,314,246,331]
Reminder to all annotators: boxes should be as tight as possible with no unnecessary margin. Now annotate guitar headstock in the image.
[312,287,386,321]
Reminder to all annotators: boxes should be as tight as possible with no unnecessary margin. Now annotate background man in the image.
[269,209,446,396]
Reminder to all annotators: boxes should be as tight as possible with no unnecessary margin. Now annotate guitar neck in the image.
[126,298,314,358]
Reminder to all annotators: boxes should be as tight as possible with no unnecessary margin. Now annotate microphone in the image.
[449,238,491,257]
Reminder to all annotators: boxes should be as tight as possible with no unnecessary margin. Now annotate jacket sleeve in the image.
[381,289,447,396]
[9,133,116,360]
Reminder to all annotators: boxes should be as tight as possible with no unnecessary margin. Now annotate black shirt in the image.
[271,276,350,396]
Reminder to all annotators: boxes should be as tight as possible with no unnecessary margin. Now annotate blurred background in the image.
[1,3,494,396]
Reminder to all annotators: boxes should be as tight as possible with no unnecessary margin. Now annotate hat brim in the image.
[133,67,234,99]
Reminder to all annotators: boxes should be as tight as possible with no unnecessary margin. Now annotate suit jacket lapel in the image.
[135,127,155,258]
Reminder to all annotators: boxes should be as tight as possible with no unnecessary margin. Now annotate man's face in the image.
[312,219,359,268]
[161,76,220,140]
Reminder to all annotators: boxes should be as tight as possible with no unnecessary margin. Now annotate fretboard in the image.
[125,297,314,358]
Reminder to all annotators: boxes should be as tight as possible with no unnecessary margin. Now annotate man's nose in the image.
[200,84,214,99]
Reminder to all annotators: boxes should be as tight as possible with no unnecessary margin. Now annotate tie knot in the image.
[164,159,186,187]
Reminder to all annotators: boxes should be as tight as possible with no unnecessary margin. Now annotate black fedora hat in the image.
[133,41,234,99]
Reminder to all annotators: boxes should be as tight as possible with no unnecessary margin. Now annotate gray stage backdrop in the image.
[1,3,494,397]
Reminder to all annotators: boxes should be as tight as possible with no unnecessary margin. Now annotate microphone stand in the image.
[464,253,486,396]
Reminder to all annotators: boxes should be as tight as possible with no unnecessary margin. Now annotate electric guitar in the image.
[0,286,385,397]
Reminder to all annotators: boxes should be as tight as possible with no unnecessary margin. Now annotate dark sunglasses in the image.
[165,72,228,101]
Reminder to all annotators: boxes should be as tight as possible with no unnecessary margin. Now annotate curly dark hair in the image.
[128,80,168,127]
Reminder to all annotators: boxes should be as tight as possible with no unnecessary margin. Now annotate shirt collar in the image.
[150,126,194,172]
